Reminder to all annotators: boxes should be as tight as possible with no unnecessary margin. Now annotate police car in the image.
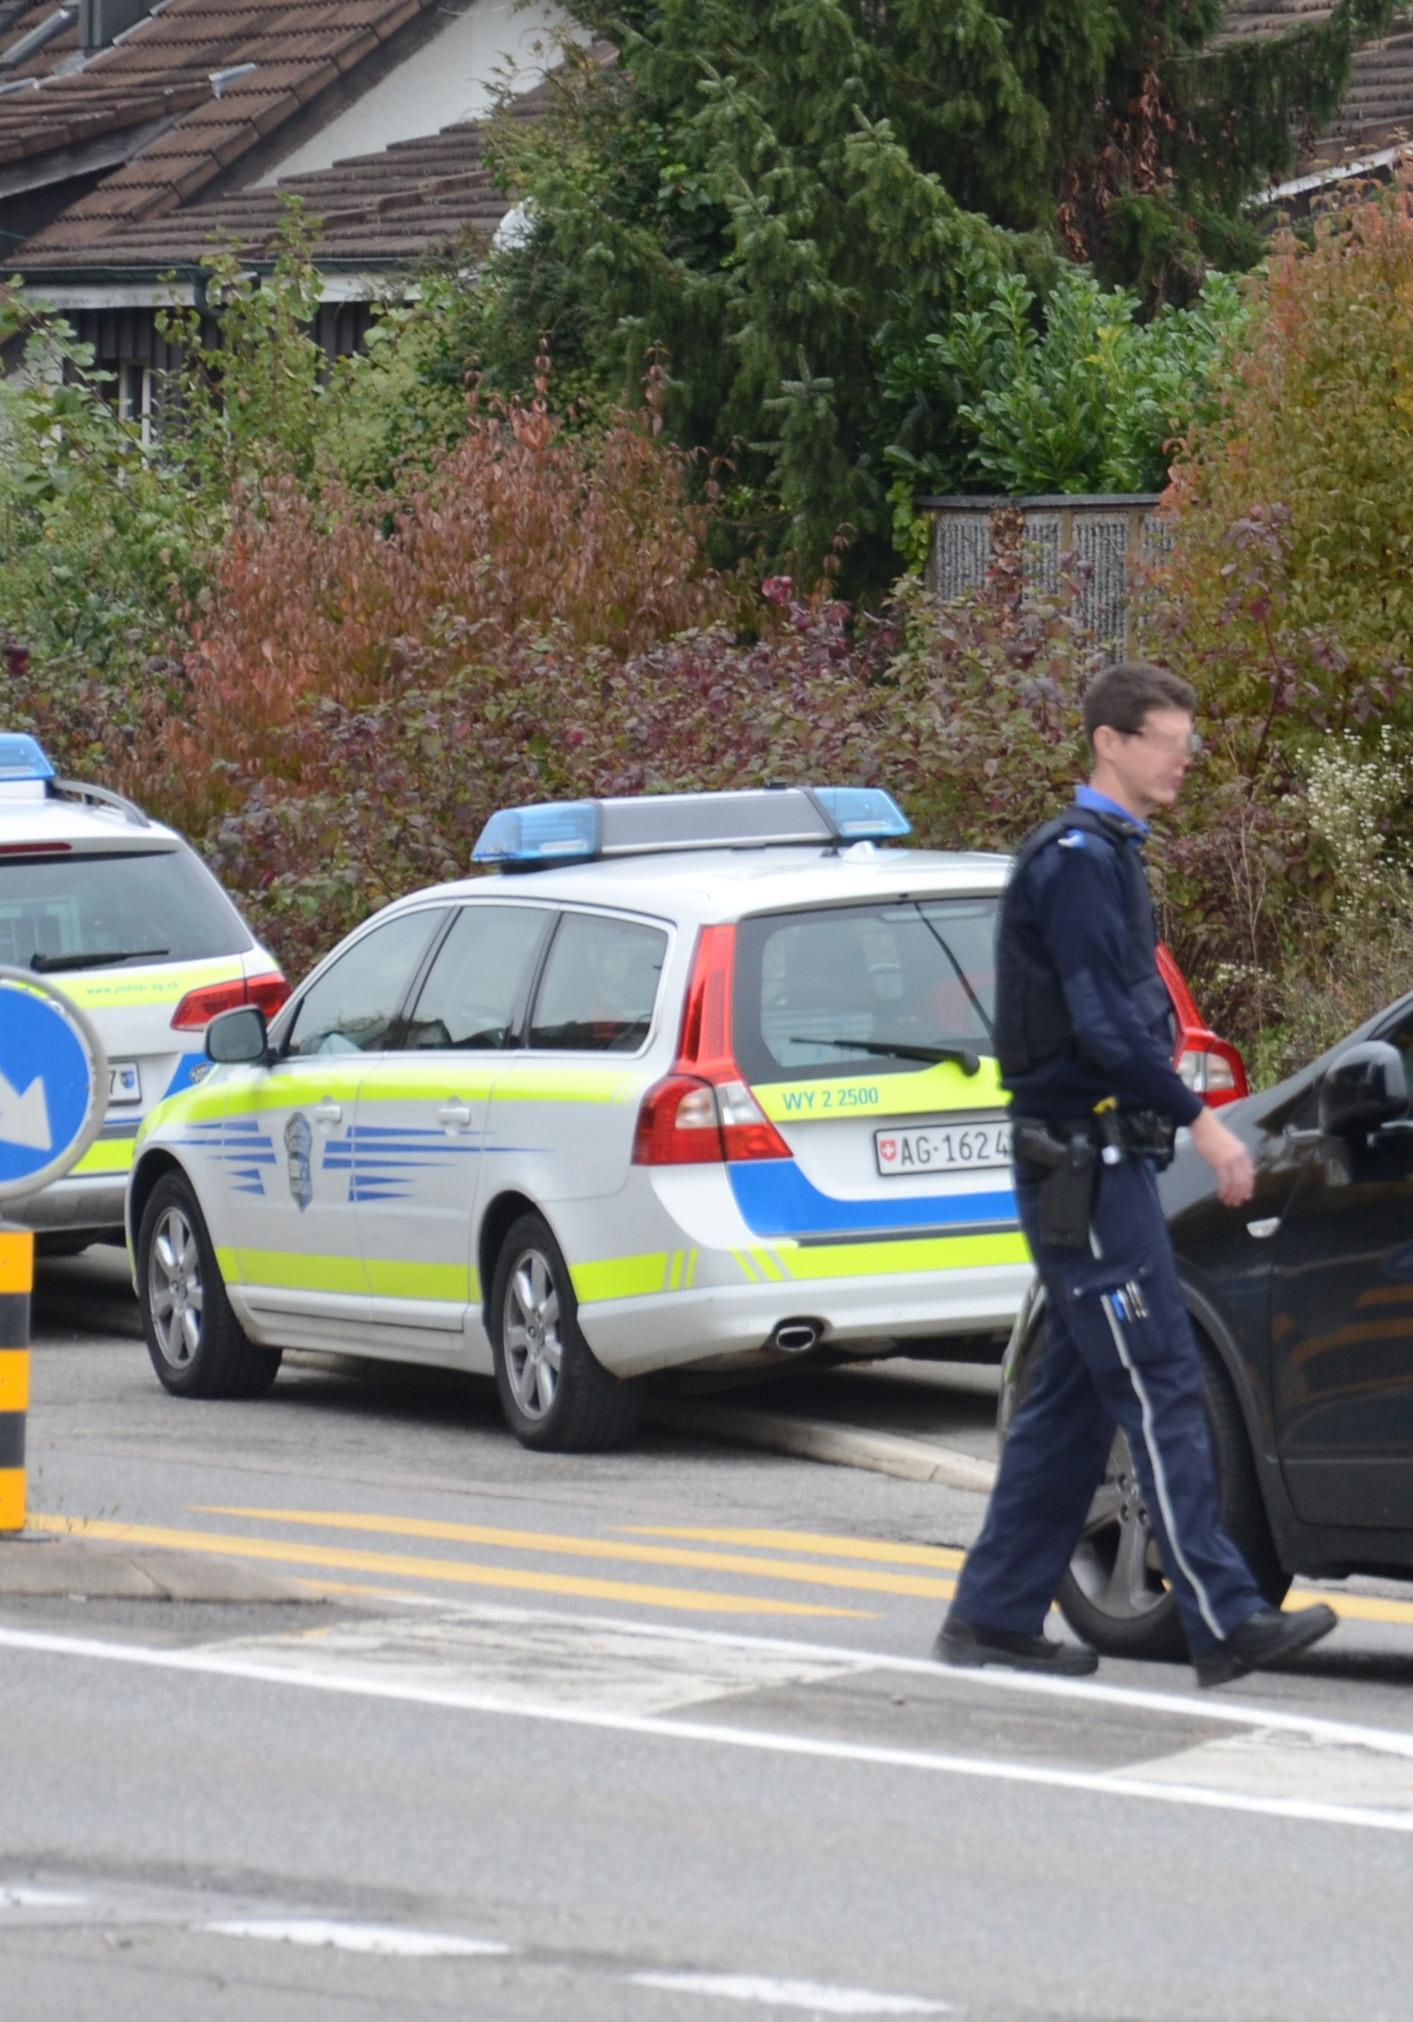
[0,734,288,1248]
[126,785,1240,1452]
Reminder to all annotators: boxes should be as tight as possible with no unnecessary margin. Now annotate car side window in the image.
[401,904,551,1051]
[528,912,668,1054]
[283,910,448,1058]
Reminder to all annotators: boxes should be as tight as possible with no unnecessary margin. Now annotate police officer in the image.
[935,662,1336,1688]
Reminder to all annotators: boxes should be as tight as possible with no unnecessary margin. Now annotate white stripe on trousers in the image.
[1089,1221,1224,1643]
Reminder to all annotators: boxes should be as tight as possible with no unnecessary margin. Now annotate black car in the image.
[1000,993,1413,1660]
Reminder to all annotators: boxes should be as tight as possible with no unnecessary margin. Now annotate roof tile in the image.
[8,0,445,250]
[18,94,533,268]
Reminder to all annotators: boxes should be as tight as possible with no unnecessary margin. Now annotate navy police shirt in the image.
[1000,785,1203,1127]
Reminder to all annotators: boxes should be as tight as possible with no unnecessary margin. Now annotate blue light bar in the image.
[473,800,600,866]
[471,784,913,870]
[0,733,55,783]
[810,786,912,840]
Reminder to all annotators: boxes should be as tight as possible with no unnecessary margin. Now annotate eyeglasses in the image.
[1118,726,1203,758]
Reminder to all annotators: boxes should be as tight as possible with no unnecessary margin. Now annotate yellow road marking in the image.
[1296,1587,1413,1627]
[624,1526,1413,1629]
[299,1580,445,1605]
[623,1525,967,1571]
[33,1512,1413,1632]
[28,1516,866,1619]
[197,1507,959,1601]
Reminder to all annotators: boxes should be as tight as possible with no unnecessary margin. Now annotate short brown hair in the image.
[1082,661,1196,747]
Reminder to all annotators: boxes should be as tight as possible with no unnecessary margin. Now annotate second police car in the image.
[127,785,1244,1450]
[1,733,288,1248]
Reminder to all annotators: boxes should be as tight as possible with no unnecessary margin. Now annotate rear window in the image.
[733,898,999,1083]
[0,848,252,971]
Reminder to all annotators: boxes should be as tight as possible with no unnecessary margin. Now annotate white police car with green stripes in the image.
[127,786,1026,1449]
[0,734,287,1249]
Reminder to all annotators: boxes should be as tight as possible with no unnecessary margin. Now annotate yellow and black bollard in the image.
[0,1223,32,1533]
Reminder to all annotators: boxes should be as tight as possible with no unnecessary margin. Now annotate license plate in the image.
[874,1118,1011,1177]
[108,1061,141,1104]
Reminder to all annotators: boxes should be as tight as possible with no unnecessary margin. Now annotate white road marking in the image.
[211,1611,855,1716]
[464,1605,1413,1759]
[0,1886,87,1909]
[3,1622,1413,1836]
[631,1971,950,2014]
[1136,1727,1413,1812]
[168,1593,1413,1763]
[204,1917,508,1957]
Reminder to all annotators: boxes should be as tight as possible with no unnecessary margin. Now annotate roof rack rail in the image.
[50,777,151,828]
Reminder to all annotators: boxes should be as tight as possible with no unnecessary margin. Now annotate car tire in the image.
[1007,1316,1288,1663]
[138,1172,282,1400]
[489,1212,643,1452]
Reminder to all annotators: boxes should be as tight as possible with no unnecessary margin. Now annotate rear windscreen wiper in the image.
[31,947,169,973]
[791,1037,982,1075]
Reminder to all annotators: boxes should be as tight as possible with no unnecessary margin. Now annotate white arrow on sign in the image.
[0,1070,52,1153]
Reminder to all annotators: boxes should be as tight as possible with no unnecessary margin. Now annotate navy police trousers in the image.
[952,1150,1264,1658]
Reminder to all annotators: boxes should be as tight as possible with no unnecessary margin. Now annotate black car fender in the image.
[1000,1264,1306,1571]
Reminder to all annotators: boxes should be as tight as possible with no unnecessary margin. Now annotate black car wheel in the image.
[138,1172,282,1400]
[489,1212,643,1452]
[1006,1312,1289,1662]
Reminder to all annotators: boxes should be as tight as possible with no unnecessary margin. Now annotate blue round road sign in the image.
[0,969,106,1202]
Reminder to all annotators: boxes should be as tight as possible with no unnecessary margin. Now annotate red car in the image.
[1157,943,1247,1108]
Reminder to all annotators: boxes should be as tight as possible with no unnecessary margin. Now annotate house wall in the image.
[256,0,578,187]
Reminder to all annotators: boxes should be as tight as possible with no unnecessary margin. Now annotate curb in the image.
[0,1537,317,1603]
[649,1399,998,1492]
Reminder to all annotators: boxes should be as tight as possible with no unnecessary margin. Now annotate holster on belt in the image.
[1012,1122,1097,1249]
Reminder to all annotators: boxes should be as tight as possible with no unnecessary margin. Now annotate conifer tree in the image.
[481,1,1399,583]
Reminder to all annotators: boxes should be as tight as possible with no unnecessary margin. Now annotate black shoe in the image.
[1194,1602,1338,1688]
[932,1617,1099,1676]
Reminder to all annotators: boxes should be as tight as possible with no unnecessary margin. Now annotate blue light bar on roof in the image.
[810,786,912,840]
[471,784,912,869]
[473,800,600,866]
[0,733,55,783]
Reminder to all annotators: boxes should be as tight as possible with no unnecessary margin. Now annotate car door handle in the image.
[313,1101,342,1126]
[1246,1217,1280,1240]
[438,1103,474,1131]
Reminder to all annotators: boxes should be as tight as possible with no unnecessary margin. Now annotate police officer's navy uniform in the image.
[949,785,1267,1665]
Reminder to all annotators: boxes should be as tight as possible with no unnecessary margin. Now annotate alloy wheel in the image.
[502,1247,563,1419]
[147,1203,206,1370]
[1068,1430,1170,1621]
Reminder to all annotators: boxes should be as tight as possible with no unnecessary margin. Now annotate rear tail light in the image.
[633,925,790,1166]
[171,968,290,1032]
[1176,1036,1247,1108]
[633,1073,788,1165]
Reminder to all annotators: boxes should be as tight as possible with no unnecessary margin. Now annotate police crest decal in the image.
[284,1112,314,1211]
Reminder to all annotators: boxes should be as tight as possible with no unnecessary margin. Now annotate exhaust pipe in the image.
[769,1318,822,1354]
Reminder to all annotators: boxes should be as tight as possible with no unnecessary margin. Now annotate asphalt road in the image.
[5,1251,1413,2021]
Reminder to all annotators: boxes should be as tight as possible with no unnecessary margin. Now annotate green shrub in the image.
[0,292,205,688]
[882,264,1246,553]
[1154,186,1413,769]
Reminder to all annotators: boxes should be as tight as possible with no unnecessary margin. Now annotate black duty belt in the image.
[1014,1109,1177,1165]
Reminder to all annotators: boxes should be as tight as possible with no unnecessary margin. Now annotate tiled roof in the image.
[19,92,549,269]
[1223,2,1413,164]
[13,0,1408,281]
[0,0,442,251]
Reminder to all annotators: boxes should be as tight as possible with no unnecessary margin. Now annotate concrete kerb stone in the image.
[0,1537,315,1603]
[648,1400,998,1493]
